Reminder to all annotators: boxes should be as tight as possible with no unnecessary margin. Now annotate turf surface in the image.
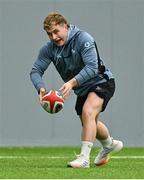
[0,147,144,179]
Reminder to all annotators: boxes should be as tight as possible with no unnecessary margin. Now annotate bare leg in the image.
[67,92,104,168]
[96,121,110,140]
[81,92,104,142]
[80,115,110,142]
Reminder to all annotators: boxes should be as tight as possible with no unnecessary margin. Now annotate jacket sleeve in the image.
[74,32,99,86]
[30,45,52,92]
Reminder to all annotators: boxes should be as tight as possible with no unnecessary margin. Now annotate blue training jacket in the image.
[30,25,114,96]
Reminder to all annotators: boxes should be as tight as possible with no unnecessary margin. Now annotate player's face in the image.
[46,23,69,46]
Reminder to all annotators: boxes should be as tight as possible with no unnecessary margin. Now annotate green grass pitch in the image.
[0,147,144,179]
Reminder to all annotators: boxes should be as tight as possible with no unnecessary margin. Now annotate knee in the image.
[82,106,96,121]
[82,103,101,119]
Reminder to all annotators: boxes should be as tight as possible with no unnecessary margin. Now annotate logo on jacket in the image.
[71,49,76,54]
[84,42,90,48]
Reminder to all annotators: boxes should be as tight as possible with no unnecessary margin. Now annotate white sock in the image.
[99,136,113,148]
[80,141,93,159]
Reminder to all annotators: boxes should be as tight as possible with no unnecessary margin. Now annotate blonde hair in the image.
[43,12,69,31]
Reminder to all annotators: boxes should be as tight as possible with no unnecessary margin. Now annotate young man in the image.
[30,12,123,168]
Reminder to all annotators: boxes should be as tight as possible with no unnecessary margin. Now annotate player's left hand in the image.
[59,82,72,100]
[60,78,78,100]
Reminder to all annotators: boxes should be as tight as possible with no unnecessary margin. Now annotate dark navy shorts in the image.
[75,79,115,115]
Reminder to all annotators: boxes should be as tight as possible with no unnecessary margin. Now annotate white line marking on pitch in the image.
[0,156,144,159]
[112,156,144,159]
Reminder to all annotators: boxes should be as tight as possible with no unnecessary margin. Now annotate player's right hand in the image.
[39,88,46,102]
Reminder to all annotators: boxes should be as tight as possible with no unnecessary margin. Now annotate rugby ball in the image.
[41,90,64,114]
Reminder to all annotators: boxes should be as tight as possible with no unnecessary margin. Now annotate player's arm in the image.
[59,33,97,99]
[30,45,51,96]
[74,32,99,86]
[59,78,78,99]
[39,87,47,102]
